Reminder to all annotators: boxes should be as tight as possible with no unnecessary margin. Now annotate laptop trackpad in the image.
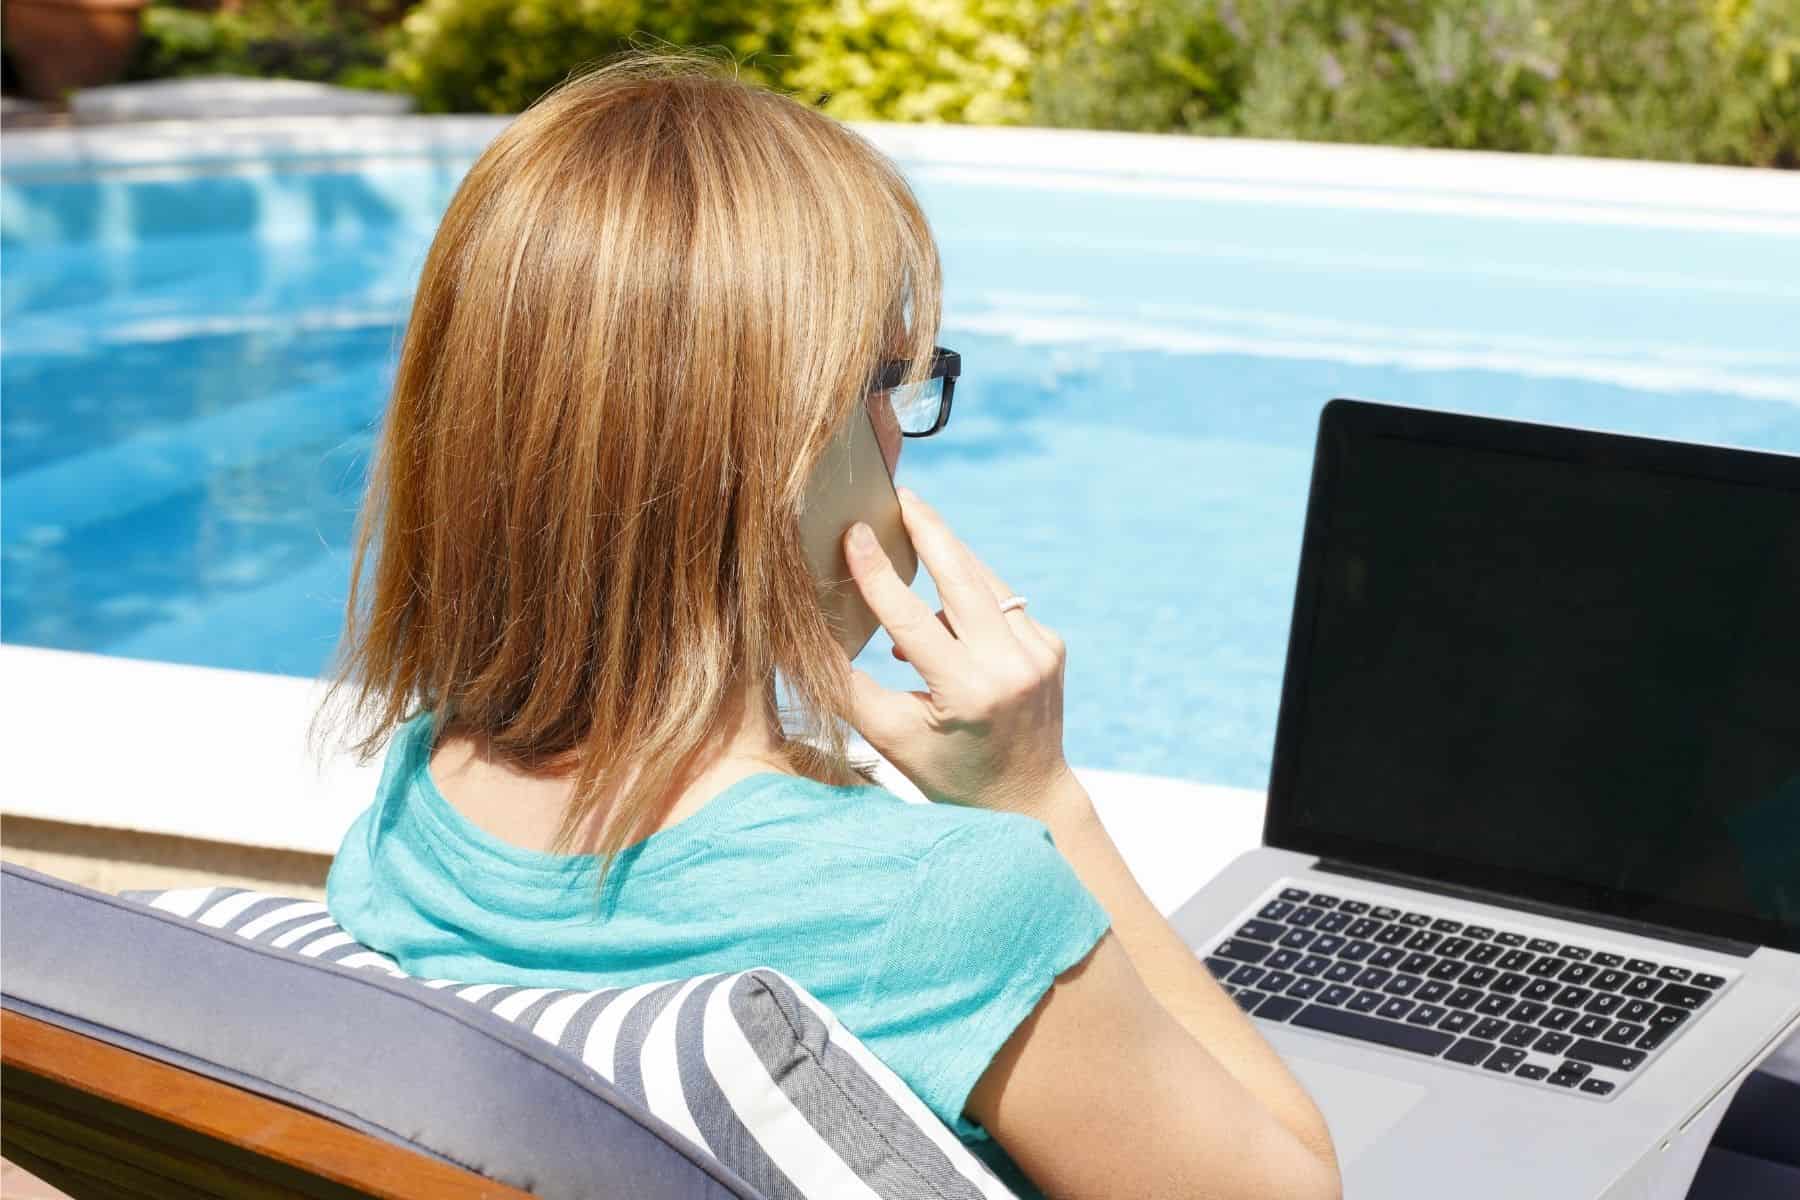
[1282,1055,1429,1165]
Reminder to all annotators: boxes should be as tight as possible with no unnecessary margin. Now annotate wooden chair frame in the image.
[1,1009,536,1199]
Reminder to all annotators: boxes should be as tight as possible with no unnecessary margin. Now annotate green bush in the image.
[132,0,404,89]
[386,0,798,114]
[1030,0,1800,167]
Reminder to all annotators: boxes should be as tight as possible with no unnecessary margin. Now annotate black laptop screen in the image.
[1271,404,1800,953]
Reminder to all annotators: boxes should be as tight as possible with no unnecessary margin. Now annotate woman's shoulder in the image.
[735,771,1053,866]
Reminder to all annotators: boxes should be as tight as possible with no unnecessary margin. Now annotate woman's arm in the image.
[1030,772,1340,1179]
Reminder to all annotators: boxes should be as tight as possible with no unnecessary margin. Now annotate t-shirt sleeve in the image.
[858,811,1112,1141]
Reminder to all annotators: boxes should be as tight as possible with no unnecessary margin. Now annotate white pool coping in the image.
[5,115,1797,235]
[0,643,1265,914]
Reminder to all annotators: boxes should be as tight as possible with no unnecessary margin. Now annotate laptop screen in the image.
[1268,401,1800,953]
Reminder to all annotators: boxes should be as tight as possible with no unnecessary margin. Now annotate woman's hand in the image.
[839,487,1076,820]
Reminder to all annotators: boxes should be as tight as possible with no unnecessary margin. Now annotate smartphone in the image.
[798,402,919,658]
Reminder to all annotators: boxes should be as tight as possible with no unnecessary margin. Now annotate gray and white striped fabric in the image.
[117,884,1019,1200]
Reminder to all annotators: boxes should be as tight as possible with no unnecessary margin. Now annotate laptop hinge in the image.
[1311,859,1758,958]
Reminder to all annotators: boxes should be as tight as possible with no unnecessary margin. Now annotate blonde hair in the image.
[311,50,943,908]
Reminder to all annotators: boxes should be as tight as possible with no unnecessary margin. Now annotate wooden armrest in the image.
[1,1009,536,1199]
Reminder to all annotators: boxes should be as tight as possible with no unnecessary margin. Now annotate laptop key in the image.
[1498,950,1534,972]
[1406,931,1443,952]
[1650,1006,1691,1029]
[1400,912,1432,927]
[1370,947,1405,969]
[1234,989,1267,1013]
[1279,887,1310,902]
[1324,961,1361,983]
[1340,900,1370,915]
[1553,986,1593,1008]
[1408,1004,1448,1026]
[1482,1047,1528,1073]
[1432,918,1464,934]
[1257,995,1303,1022]
[1237,919,1287,943]
[1539,1007,1578,1031]
[1624,958,1657,975]
[1592,952,1623,967]
[1527,938,1559,954]
[1573,1015,1611,1038]
[1288,978,1325,1001]
[1580,1078,1616,1096]
[1557,961,1596,984]
[1501,1024,1540,1048]
[1204,956,1236,978]
[1462,966,1499,988]
[1692,973,1726,990]
[1281,928,1319,950]
[1288,907,1325,928]
[1346,918,1382,940]
[1491,972,1530,995]
[1619,999,1657,1023]
[1320,984,1356,1006]
[1566,1039,1645,1071]
[1445,987,1483,1009]
[1515,1063,1550,1080]
[1635,1026,1674,1051]
[1558,946,1591,962]
[1310,895,1341,909]
[1622,975,1661,998]
[1535,1031,1573,1055]
[1317,912,1352,934]
[1311,934,1347,956]
[1215,940,1272,964]
[1445,1037,1495,1066]
[1656,965,1691,983]
[1495,932,1526,947]
[1348,989,1386,1013]
[1510,1001,1547,1023]
[1261,971,1299,994]
[1463,926,1495,940]
[1476,994,1514,1017]
[1592,969,1631,992]
[1585,993,1623,1016]
[1375,925,1412,946]
[1656,983,1710,1010]
[1464,943,1503,965]
[1341,940,1376,962]
[1471,1018,1508,1041]
[1522,979,1560,1003]
[1295,955,1332,976]
[1527,956,1565,978]
[1415,980,1452,1003]
[1436,937,1474,958]
[1547,1063,1589,1088]
[1428,959,1468,982]
[1603,1021,1645,1045]
[1227,965,1266,987]
[1384,975,1423,997]
[1378,997,1415,1020]
[1355,967,1392,989]
[1259,899,1295,921]
[1289,1004,1455,1056]
[1266,949,1303,971]
[1439,1010,1477,1034]
[1399,953,1436,975]
[1371,906,1401,921]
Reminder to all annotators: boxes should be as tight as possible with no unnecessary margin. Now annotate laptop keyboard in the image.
[1201,883,1735,1100]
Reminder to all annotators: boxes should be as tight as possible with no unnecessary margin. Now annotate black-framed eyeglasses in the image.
[871,345,959,438]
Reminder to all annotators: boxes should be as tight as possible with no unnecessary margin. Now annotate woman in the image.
[318,52,1340,1200]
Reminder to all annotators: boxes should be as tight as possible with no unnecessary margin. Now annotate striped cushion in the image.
[117,884,1019,1200]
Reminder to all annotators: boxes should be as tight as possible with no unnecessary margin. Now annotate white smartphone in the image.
[797,402,920,658]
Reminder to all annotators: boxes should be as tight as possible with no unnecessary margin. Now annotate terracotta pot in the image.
[3,0,153,103]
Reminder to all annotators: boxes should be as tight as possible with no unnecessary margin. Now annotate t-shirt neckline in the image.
[400,710,792,878]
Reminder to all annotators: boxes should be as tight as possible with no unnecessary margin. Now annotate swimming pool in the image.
[6,122,1799,791]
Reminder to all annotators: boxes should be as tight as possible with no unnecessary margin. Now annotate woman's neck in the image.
[426,676,794,857]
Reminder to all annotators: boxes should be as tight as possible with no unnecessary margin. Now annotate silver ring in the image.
[997,595,1029,613]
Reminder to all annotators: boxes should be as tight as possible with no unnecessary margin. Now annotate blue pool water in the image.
[6,147,1799,790]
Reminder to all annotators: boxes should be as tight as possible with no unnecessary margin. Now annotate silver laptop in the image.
[1170,399,1800,1199]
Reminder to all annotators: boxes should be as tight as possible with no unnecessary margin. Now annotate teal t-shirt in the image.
[325,711,1110,1192]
